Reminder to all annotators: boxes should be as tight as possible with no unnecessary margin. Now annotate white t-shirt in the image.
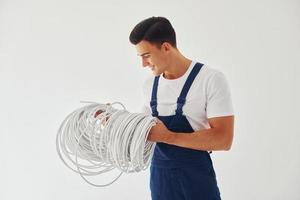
[141,60,234,131]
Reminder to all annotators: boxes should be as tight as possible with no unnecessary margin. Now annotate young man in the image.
[129,16,234,200]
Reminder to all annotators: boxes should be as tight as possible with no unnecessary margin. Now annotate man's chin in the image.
[152,71,162,76]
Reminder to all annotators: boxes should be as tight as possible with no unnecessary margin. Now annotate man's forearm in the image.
[163,128,233,151]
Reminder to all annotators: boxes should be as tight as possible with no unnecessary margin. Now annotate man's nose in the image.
[142,58,150,68]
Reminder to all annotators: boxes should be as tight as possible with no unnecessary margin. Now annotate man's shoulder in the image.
[200,64,222,77]
[142,75,155,94]
[195,63,225,84]
[143,75,154,86]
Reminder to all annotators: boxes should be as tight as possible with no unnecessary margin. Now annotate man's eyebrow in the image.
[138,52,150,57]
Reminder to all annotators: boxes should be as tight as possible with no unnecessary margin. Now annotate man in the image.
[129,16,234,200]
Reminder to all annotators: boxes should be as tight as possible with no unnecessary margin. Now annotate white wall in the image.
[1,0,299,199]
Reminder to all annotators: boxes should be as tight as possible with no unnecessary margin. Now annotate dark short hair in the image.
[129,16,177,48]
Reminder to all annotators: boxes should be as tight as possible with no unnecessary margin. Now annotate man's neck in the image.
[163,55,192,80]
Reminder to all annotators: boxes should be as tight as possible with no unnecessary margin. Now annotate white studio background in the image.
[0,0,299,199]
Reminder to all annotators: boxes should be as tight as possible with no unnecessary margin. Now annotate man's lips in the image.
[150,66,155,70]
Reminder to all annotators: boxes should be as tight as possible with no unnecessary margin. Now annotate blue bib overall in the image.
[149,63,221,200]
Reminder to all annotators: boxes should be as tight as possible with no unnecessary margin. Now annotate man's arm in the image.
[147,115,234,151]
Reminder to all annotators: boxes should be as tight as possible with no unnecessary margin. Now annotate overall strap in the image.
[175,62,204,115]
[150,76,160,117]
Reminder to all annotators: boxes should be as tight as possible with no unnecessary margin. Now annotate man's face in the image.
[135,40,168,76]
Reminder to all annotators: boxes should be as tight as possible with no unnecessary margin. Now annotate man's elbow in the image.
[223,143,232,151]
[222,132,234,151]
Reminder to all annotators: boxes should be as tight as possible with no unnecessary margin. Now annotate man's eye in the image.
[143,55,150,58]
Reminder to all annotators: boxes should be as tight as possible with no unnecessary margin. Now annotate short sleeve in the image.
[141,104,151,114]
[206,72,234,118]
[140,77,152,115]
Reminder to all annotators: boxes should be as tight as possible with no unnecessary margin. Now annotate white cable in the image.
[56,101,157,187]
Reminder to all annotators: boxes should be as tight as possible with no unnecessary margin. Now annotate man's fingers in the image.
[94,110,103,118]
[155,118,163,124]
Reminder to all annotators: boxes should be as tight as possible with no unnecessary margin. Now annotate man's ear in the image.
[161,42,172,52]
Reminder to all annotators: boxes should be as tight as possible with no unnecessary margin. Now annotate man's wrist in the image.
[163,130,175,144]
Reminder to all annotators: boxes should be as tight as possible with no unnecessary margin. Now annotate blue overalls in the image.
[149,63,221,200]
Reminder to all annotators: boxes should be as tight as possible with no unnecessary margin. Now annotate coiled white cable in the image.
[56,101,157,187]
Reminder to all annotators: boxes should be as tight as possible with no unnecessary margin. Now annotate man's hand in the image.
[94,103,111,125]
[147,119,173,143]
[94,109,104,118]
